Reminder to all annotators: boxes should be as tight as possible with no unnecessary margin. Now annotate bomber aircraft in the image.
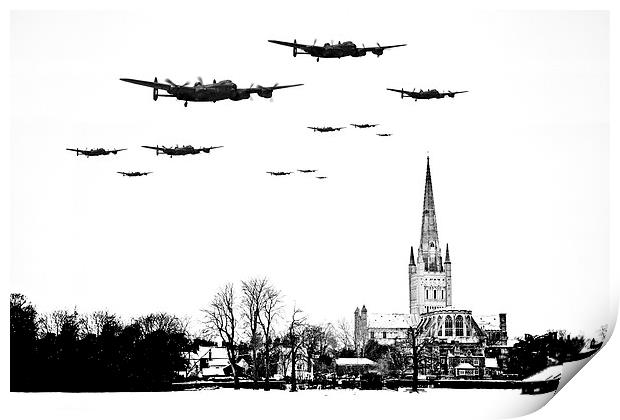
[387,88,469,101]
[316,176,327,180]
[142,145,223,157]
[120,77,303,107]
[297,169,317,173]
[308,126,346,133]
[376,133,392,137]
[117,171,152,177]
[66,147,126,157]
[266,171,293,176]
[268,39,406,62]
[351,123,379,129]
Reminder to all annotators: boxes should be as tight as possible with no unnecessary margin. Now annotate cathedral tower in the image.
[409,157,452,317]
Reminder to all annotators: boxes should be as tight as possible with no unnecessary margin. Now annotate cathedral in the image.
[353,158,509,378]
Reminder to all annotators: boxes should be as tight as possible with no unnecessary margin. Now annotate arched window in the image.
[425,289,429,299]
[445,316,453,336]
[456,315,464,336]
[437,316,443,336]
[442,289,445,300]
[433,290,437,299]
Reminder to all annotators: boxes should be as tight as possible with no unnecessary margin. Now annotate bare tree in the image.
[335,317,354,350]
[287,306,308,392]
[203,283,240,389]
[257,282,283,391]
[134,312,188,336]
[241,277,268,388]
[304,323,338,373]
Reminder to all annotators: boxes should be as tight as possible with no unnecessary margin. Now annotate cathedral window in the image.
[382,332,387,339]
[442,289,444,300]
[425,289,429,299]
[445,316,453,336]
[433,290,437,299]
[437,316,443,336]
[370,331,375,339]
[456,315,464,336]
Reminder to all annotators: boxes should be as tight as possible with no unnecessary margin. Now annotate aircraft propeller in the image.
[165,78,190,87]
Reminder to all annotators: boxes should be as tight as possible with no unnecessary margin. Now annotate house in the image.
[180,345,248,378]
[334,357,377,377]
[277,346,314,381]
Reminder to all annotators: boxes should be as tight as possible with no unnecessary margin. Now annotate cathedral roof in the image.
[367,313,417,329]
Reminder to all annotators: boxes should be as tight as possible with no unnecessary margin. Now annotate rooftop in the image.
[335,358,377,366]
[367,313,417,329]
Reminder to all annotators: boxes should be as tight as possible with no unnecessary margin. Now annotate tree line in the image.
[10,278,356,392]
[10,293,194,391]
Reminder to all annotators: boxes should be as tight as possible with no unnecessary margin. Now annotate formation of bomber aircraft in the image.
[71,37,468,179]
[267,170,328,180]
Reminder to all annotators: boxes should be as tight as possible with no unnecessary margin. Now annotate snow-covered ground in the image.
[9,387,555,420]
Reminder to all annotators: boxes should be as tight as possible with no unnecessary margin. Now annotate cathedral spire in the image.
[445,243,451,263]
[418,157,441,272]
[409,246,416,266]
[420,158,439,248]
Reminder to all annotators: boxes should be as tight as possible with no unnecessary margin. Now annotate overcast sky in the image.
[10,9,609,339]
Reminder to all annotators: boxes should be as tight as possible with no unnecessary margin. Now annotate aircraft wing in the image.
[66,148,84,153]
[120,78,172,90]
[268,40,317,51]
[387,88,412,94]
[203,146,224,151]
[245,83,304,92]
[141,145,164,151]
[360,43,407,52]
[270,83,303,90]
[111,148,127,153]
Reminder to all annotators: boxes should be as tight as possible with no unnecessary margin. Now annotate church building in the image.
[353,158,508,378]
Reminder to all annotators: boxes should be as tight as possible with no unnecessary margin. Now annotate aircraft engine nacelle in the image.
[153,77,159,101]
[231,90,251,101]
[372,48,384,56]
[353,50,367,57]
[257,90,273,98]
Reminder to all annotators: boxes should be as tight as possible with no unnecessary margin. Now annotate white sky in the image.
[10,9,609,339]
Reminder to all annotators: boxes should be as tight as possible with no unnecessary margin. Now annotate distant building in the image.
[180,345,248,378]
[277,346,314,381]
[353,158,511,378]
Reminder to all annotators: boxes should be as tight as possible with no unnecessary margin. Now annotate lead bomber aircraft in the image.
[120,77,303,107]
[268,39,406,62]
